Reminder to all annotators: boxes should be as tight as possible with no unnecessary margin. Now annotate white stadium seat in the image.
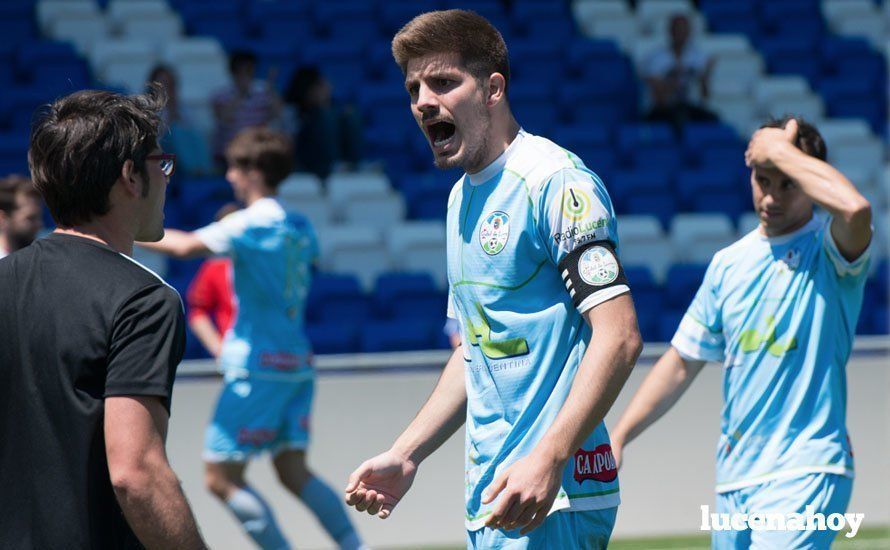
[327,172,392,202]
[119,14,184,47]
[280,195,331,229]
[162,37,226,65]
[762,94,824,125]
[37,0,100,34]
[48,13,109,55]
[106,0,172,29]
[279,173,323,201]
[616,215,672,282]
[90,39,157,92]
[385,221,448,288]
[589,15,639,51]
[737,212,761,238]
[834,14,886,49]
[635,0,695,35]
[317,225,390,290]
[699,34,752,58]
[822,0,875,24]
[341,194,406,228]
[755,76,811,106]
[573,0,631,37]
[617,215,665,242]
[671,213,736,263]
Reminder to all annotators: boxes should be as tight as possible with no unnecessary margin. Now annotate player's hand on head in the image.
[345,450,417,519]
[481,449,564,535]
[745,118,798,169]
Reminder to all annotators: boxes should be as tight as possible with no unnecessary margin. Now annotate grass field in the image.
[408,525,890,549]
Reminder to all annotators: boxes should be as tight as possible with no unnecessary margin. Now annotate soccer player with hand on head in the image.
[610,117,872,549]
[344,10,642,549]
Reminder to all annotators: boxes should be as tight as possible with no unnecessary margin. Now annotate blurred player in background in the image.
[1,88,205,548]
[141,128,366,550]
[345,10,642,548]
[186,203,239,358]
[0,174,43,259]
[611,117,872,549]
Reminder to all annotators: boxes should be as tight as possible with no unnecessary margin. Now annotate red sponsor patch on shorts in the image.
[573,444,618,484]
[236,427,278,447]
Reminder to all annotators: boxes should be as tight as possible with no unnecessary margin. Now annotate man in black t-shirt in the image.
[0,88,206,549]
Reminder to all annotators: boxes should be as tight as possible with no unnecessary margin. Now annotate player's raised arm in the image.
[745,118,872,260]
[482,294,642,534]
[139,228,212,259]
[610,347,706,467]
[345,345,467,519]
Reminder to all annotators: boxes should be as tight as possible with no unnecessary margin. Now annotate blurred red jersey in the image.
[186,258,235,335]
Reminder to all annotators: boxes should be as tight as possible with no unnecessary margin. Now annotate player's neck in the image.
[0,233,10,255]
[467,117,520,175]
[54,218,135,256]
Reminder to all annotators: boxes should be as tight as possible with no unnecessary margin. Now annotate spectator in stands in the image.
[140,127,366,550]
[284,65,363,179]
[212,51,283,170]
[642,13,717,133]
[1,87,206,548]
[0,174,43,259]
[611,117,873,549]
[186,203,239,358]
[147,65,213,176]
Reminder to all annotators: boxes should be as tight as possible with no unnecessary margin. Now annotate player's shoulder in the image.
[508,132,585,191]
[708,230,762,274]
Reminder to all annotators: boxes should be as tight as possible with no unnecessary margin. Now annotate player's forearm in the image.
[113,457,206,549]
[188,315,222,357]
[139,229,209,259]
[537,314,642,463]
[391,347,467,466]
[611,347,704,448]
[770,144,871,228]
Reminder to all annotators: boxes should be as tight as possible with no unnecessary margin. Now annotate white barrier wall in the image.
[167,339,890,549]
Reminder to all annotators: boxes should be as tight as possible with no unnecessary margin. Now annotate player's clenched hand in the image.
[481,449,565,535]
[345,450,417,519]
[745,118,798,169]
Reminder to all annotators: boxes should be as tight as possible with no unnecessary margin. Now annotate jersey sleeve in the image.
[671,257,726,363]
[107,284,186,412]
[821,217,872,282]
[194,209,251,255]
[536,168,629,314]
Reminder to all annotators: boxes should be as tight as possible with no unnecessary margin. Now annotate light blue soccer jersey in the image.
[671,214,871,493]
[446,130,628,531]
[196,197,318,380]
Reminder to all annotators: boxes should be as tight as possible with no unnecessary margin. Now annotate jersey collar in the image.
[755,213,821,245]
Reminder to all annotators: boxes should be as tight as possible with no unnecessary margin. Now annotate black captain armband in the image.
[557,240,629,311]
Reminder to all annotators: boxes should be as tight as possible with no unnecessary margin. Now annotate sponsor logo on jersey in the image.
[562,187,591,222]
[777,247,801,272]
[578,245,619,286]
[573,444,618,483]
[552,217,608,244]
[739,314,797,357]
[480,211,510,255]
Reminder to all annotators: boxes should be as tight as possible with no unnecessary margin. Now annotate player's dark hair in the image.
[28,86,166,227]
[392,9,511,94]
[0,175,40,216]
[760,116,827,161]
[225,127,293,190]
[229,50,257,74]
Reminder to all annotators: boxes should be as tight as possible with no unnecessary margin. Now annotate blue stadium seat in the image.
[617,123,674,153]
[513,101,559,135]
[676,168,737,204]
[360,319,436,352]
[306,273,370,324]
[663,264,708,310]
[622,193,677,228]
[872,307,889,335]
[625,266,662,341]
[325,17,383,48]
[190,17,248,49]
[611,169,672,208]
[182,326,212,360]
[512,0,569,22]
[373,272,440,318]
[307,321,360,354]
[380,1,439,34]
[657,309,686,342]
[682,123,741,152]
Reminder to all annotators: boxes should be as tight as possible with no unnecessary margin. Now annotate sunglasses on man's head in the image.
[146,153,176,177]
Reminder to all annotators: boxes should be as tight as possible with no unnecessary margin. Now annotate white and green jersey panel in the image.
[445,130,628,531]
[672,214,871,493]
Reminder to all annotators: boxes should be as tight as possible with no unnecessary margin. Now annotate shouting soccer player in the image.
[142,128,365,550]
[344,10,642,548]
[611,117,872,549]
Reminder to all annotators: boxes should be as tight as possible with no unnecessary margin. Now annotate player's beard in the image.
[434,103,492,172]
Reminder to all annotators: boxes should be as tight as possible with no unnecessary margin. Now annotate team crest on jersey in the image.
[480,211,510,255]
[578,246,619,286]
[561,187,592,222]
[778,248,801,272]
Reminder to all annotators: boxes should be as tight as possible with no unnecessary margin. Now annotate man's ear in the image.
[487,73,507,107]
[118,159,141,198]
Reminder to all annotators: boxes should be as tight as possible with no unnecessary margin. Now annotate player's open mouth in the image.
[427,121,456,150]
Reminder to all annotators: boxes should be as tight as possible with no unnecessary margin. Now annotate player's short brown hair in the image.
[0,175,40,215]
[392,9,510,93]
[225,127,293,190]
[760,116,827,161]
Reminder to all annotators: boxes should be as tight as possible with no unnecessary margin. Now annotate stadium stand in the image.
[3,0,887,355]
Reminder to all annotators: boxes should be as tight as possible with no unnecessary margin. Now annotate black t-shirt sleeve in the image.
[106,284,185,412]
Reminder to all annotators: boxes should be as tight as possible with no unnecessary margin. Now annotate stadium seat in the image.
[279,173,323,201]
[90,39,157,93]
[341,194,406,228]
[47,13,108,55]
[360,319,437,352]
[106,0,173,29]
[587,14,639,52]
[617,215,673,282]
[317,225,390,290]
[283,198,331,229]
[624,265,663,341]
[305,272,367,324]
[327,172,392,203]
[675,168,737,204]
[37,1,101,34]
[670,213,735,264]
[373,272,444,320]
[385,221,448,288]
[120,14,185,48]
[635,0,695,34]
[737,212,761,237]
[306,321,360,354]
[610,169,673,209]
[699,34,752,58]
[657,309,686,342]
[663,264,708,309]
